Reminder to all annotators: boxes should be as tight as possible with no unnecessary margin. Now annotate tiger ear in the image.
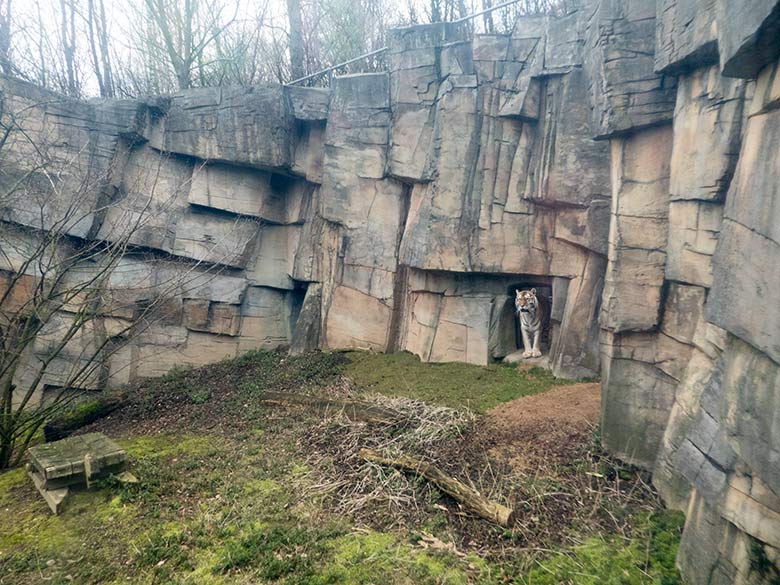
[515,289,521,296]
[530,288,537,295]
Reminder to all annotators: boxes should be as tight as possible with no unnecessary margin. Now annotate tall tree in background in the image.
[0,0,11,76]
[0,0,573,96]
[86,0,114,97]
[138,0,238,90]
[308,0,392,76]
[482,0,495,32]
[59,0,79,96]
[33,2,47,88]
[430,0,442,22]
[287,0,305,81]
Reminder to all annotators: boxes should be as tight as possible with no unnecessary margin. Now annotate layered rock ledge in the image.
[1,1,779,582]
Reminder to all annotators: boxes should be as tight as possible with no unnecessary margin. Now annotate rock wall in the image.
[1,0,779,582]
[0,7,615,392]
[593,0,780,583]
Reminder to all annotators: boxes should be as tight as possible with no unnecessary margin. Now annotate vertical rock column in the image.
[318,73,407,351]
[586,0,680,467]
[599,125,678,467]
[387,23,449,182]
[631,1,780,581]
[675,54,780,584]
[652,64,748,509]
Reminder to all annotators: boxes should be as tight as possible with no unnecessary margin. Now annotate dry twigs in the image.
[359,448,515,526]
[302,393,478,521]
[300,384,664,566]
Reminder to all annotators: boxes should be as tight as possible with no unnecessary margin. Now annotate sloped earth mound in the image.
[483,382,602,471]
[0,351,683,584]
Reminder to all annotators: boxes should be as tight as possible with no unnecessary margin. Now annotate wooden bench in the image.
[27,433,128,514]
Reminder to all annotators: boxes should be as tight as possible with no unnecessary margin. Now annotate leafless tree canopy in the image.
[0,0,571,97]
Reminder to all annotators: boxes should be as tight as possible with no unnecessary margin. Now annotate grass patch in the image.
[214,525,325,578]
[313,530,480,584]
[344,351,577,413]
[0,428,491,584]
[120,434,214,460]
[520,510,685,585]
[0,351,681,585]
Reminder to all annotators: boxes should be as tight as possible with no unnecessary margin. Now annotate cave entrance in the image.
[500,283,553,356]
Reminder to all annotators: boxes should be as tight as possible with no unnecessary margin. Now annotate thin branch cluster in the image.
[0,0,573,97]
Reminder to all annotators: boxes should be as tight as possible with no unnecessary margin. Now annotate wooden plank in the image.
[28,469,69,515]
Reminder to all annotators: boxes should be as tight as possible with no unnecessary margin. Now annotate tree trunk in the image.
[0,0,12,75]
[35,2,46,87]
[257,391,402,425]
[97,0,114,96]
[60,0,78,96]
[287,0,305,81]
[482,0,495,33]
[87,0,107,97]
[430,0,442,23]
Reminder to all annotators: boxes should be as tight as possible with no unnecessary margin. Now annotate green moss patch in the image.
[121,434,214,460]
[344,351,578,413]
[314,531,478,585]
[521,510,685,585]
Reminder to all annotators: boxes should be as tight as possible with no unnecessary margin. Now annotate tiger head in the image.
[515,288,538,314]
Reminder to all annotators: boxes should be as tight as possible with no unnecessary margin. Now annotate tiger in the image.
[515,288,543,358]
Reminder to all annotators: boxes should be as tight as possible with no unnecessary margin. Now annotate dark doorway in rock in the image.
[489,281,554,360]
[505,283,553,354]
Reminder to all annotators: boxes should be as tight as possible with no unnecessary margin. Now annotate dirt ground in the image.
[483,382,601,471]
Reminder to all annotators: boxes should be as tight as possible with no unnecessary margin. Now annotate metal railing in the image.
[286,0,544,86]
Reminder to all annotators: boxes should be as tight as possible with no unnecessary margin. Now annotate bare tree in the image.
[308,0,394,77]
[3,0,572,98]
[33,2,48,88]
[482,0,495,33]
[136,0,239,90]
[59,0,79,96]
[430,0,442,22]
[85,0,114,97]
[0,91,249,469]
[287,0,305,81]
[0,0,12,75]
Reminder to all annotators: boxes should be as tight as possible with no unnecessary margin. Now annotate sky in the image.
[11,0,403,95]
[8,0,538,96]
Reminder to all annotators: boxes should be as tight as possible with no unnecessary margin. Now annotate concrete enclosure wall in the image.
[0,0,779,582]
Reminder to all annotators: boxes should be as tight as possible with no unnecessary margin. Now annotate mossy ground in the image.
[519,510,685,585]
[344,351,578,413]
[0,350,683,584]
[0,431,494,584]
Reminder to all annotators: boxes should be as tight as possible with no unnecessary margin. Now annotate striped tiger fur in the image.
[515,288,543,358]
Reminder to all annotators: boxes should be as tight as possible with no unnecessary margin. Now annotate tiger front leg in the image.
[521,325,532,358]
[531,329,542,358]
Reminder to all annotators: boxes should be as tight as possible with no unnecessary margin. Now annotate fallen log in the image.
[257,391,402,425]
[44,394,126,442]
[359,448,515,526]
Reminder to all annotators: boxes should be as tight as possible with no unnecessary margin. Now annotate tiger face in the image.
[515,288,538,314]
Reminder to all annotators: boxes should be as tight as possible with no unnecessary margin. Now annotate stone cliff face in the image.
[595,1,780,583]
[0,0,778,582]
